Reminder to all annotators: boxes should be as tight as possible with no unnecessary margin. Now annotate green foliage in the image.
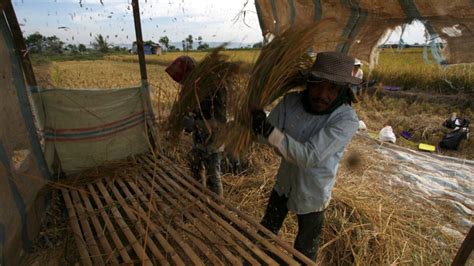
[78,44,87,53]
[196,36,209,50]
[252,42,263,48]
[159,36,170,50]
[182,34,193,51]
[92,34,110,53]
[25,32,64,54]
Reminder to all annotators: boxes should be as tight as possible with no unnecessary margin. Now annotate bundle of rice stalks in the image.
[166,46,241,139]
[224,21,339,156]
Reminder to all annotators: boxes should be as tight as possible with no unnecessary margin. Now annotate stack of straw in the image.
[224,21,339,156]
[166,46,241,139]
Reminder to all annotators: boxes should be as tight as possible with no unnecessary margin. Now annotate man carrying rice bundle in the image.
[166,56,227,196]
[251,52,361,262]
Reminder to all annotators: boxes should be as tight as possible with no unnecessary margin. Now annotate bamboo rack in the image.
[61,153,316,265]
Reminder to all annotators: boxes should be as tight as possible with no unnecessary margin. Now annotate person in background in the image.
[165,56,227,196]
[352,59,363,80]
[251,52,361,262]
[351,59,364,95]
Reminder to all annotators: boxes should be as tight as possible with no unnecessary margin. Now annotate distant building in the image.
[131,41,162,55]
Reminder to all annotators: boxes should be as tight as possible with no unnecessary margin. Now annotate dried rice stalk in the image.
[225,21,339,156]
[166,46,241,138]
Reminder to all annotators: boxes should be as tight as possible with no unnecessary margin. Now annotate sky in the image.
[11,0,427,47]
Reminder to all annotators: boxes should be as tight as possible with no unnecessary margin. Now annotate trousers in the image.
[261,189,324,263]
[191,148,223,196]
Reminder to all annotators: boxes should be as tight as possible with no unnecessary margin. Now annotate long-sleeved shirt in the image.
[266,91,359,214]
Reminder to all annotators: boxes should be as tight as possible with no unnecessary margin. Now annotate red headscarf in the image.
[165,56,195,83]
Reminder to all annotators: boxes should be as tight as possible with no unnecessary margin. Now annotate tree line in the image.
[24,32,263,55]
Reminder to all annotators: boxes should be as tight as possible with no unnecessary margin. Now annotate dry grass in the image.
[355,95,474,160]
[370,48,474,93]
[29,49,473,265]
[163,132,463,265]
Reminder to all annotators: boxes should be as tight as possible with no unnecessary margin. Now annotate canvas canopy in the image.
[255,0,474,65]
[0,14,49,266]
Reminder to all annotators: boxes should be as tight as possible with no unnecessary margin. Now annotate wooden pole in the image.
[452,226,474,266]
[131,0,158,150]
[131,0,147,82]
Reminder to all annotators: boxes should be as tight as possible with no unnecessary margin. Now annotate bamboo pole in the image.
[86,183,133,264]
[138,165,259,265]
[95,182,153,265]
[61,190,93,266]
[123,180,205,265]
[153,154,316,265]
[106,181,168,265]
[78,189,120,265]
[116,179,185,265]
[139,156,285,264]
[70,190,105,265]
[133,173,238,265]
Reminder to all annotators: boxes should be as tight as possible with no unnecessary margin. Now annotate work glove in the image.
[251,109,274,138]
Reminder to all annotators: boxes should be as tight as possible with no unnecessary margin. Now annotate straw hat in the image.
[308,52,362,85]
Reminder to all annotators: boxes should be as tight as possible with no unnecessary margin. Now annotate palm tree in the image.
[92,34,109,53]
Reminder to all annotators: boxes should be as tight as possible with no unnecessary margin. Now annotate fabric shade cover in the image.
[255,0,474,65]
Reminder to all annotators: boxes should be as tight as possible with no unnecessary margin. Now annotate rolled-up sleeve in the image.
[269,117,358,168]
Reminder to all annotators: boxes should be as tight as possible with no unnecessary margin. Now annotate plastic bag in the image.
[378,126,396,143]
[439,129,468,150]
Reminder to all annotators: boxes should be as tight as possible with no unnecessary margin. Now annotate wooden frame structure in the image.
[62,154,316,265]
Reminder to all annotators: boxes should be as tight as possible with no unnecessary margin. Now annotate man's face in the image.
[307,79,341,113]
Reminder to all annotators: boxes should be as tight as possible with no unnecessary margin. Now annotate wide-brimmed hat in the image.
[307,52,362,85]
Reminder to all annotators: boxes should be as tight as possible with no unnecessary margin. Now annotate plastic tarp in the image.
[255,0,474,64]
[32,87,150,174]
[367,135,474,235]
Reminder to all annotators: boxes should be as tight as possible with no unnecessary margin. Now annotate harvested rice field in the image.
[27,49,473,265]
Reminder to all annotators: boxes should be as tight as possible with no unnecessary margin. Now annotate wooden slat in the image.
[106,180,169,265]
[95,182,153,265]
[139,157,277,264]
[70,190,105,265]
[62,153,316,265]
[140,156,296,264]
[137,164,258,265]
[123,179,205,265]
[153,154,316,265]
[78,189,119,265]
[115,179,186,265]
[61,190,93,266]
[131,175,235,265]
[122,177,224,264]
[86,184,133,264]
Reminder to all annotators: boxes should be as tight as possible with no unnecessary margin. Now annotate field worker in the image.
[351,59,364,95]
[352,58,363,79]
[251,52,361,262]
[166,56,227,196]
